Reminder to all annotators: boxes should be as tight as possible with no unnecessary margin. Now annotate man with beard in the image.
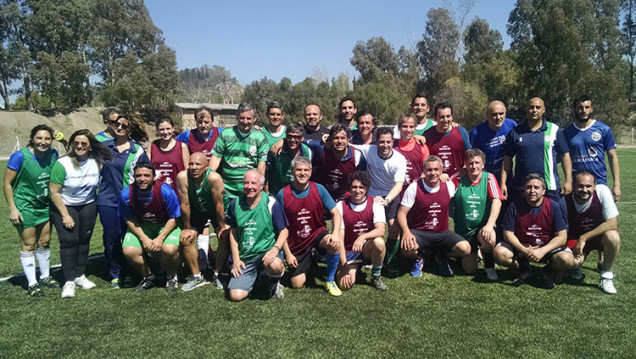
[266,123,312,196]
[563,96,620,201]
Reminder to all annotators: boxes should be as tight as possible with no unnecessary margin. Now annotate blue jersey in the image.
[470,118,517,177]
[118,183,181,220]
[98,139,149,208]
[563,120,617,185]
[503,119,569,191]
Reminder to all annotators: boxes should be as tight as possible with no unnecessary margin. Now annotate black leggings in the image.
[50,201,97,282]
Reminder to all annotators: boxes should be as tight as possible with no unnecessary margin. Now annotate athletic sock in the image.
[371,264,382,276]
[384,238,400,265]
[325,253,340,282]
[36,248,51,278]
[20,252,37,286]
[482,250,495,268]
[197,234,210,255]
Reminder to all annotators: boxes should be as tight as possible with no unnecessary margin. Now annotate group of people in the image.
[5,94,621,301]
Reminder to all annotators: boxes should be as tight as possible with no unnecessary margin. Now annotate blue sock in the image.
[326,253,340,282]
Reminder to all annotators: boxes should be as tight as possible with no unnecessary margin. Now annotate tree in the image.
[417,8,461,95]
[177,65,243,104]
[622,0,636,100]
[509,0,627,125]
[350,37,400,83]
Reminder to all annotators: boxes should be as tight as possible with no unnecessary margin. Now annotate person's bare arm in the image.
[208,155,221,171]
[607,148,621,201]
[3,168,22,225]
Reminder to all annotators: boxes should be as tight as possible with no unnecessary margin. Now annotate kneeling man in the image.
[495,174,575,289]
[397,156,471,277]
[119,162,181,292]
[565,172,620,294]
[336,171,388,291]
[226,170,288,301]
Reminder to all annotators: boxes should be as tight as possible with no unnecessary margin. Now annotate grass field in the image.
[1,150,635,358]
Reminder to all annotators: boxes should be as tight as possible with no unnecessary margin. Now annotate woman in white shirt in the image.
[49,129,112,298]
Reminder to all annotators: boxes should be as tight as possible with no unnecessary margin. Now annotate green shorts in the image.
[122,222,181,248]
[16,204,49,229]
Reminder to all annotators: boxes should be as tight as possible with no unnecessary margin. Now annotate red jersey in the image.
[188,128,220,160]
[130,181,168,224]
[407,181,451,232]
[282,182,328,255]
[424,127,466,177]
[342,196,375,251]
[150,139,185,191]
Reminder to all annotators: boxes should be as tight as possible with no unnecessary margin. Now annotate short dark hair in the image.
[376,127,393,139]
[573,95,592,108]
[339,96,355,108]
[154,115,174,129]
[433,102,453,117]
[134,161,156,176]
[267,101,284,114]
[524,173,546,190]
[28,124,54,147]
[329,123,351,139]
[465,148,486,163]
[411,93,428,106]
[348,170,371,190]
[194,106,215,121]
[286,123,304,136]
[101,107,121,123]
[355,110,377,126]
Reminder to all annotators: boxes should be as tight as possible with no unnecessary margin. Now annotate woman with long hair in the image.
[3,125,60,297]
[97,113,149,289]
[50,129,112,298]
[149,116,189,191]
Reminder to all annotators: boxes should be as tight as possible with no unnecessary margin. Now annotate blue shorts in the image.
[344,240,371,265]
[228,251,284,292]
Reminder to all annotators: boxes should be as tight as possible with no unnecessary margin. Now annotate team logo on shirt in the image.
[591,131,602,142]
[249,146,257,157]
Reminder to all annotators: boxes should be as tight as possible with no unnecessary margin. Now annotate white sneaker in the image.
[62,281,76,298]
[599,271,617,294]
[484,267,498,281]
[74,275,96,289]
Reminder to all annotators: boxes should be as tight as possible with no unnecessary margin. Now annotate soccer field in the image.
[1,151,635,358]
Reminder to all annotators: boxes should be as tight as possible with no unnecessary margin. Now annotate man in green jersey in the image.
[209,103,269,208]
[451,149,503,280]
[227,170,288,302]
[262,101,287,147]
[176,152,229,291]
[265,123,312,195]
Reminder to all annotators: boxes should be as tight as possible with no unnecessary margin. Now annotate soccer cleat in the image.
[38,276,60,288]
[514,257,531,286]
[122,276,135,288]
[61,281,76,298]
[436,253,453,278]
[384,258,400,278]
[599,272,617,294]
[270,283,284,300]
[410,258,424,278]
[568,267,585,281]
[134,277,155,292]
[28,283,44,297]
[110,278,120,289]
[74,275,96,289]
[181,275,209,292]
[165,276,179,292]
[484,267,498,281]
[539,268,555,290]
[371,274,388,291]
[211,274,224,290]
[325,281,342,297]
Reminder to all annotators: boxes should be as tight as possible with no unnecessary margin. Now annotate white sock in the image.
[601,271,614,280]
[197,234,210,256]
[36,248,51,278]
[20,252,37,286]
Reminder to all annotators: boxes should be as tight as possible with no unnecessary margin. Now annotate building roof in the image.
[175,103,239,110]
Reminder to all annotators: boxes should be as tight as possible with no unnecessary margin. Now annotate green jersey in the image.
[188,168,214,214]
[263,125,286,148]
[11,147,57,227]
[266,143,311,196]
[212,126,269,203]
[453,172,490,240]
[232,192,276,261]
[414,118,436,136]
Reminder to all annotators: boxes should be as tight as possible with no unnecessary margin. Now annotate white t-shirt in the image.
[400,179,456,208]
[55,157,101,206]
[355,145,407,197]
[571,184,619,220]
[336,198,386,230]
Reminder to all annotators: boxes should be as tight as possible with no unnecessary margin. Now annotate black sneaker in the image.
[513,257,532,287]
[38,276,60,288]
[134,276,155,292]
[371,274,388,291]
[436,252,453,277]
[384,258,400,278]
[28,283,44,297]
[539,268,556,290]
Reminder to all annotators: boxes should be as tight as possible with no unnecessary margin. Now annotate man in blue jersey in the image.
[501,97,572,202]
[469,101,517,182]
[119,163,182,292]
[564,95,620,201]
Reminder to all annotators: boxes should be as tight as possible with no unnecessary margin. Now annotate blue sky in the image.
[146,0,516,85]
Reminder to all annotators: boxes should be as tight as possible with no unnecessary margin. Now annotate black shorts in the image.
[190,211,219,234]
[289,230,330,278]
[384,197,400,221]
[411,229,465,256]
